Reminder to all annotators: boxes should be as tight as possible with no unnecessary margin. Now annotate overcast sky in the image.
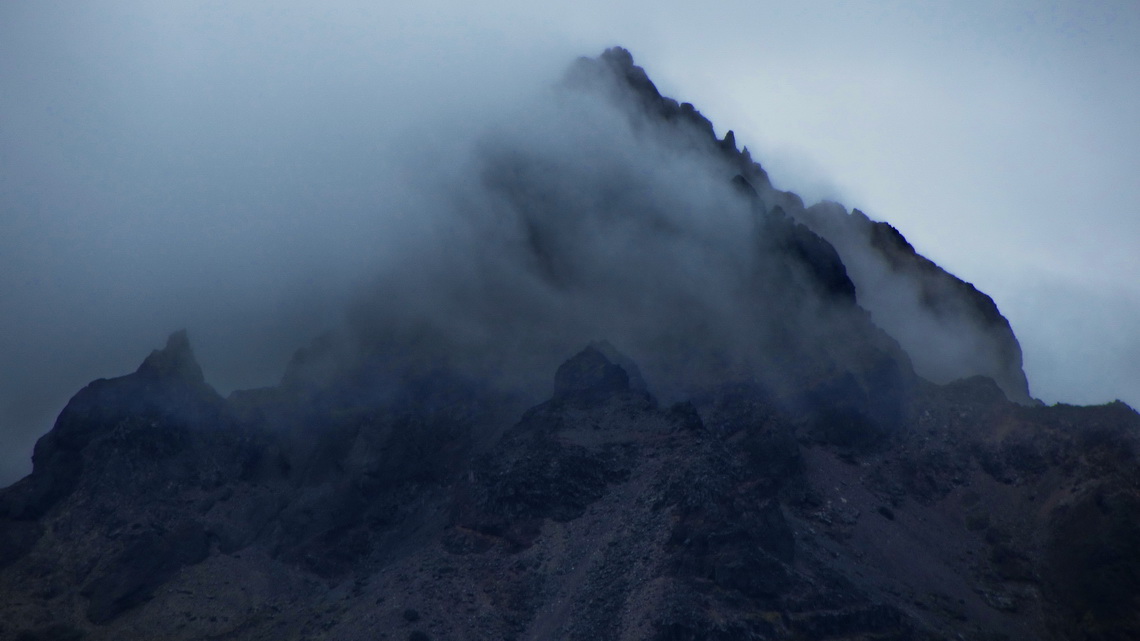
[2,1,1137,486]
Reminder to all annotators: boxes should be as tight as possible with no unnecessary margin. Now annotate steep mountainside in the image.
[794,204,1032,405]
[1,48,1136,641]
[566,47,1032,405]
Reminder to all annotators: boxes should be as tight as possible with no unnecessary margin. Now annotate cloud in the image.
[0,0,574,485]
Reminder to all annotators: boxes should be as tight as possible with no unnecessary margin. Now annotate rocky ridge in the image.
[572,47,1031,404]
[1,337,1137,641]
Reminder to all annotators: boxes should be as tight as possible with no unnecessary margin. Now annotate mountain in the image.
[1,47,1137,641]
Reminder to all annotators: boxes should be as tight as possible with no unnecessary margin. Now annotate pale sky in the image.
[2,1,1137,486]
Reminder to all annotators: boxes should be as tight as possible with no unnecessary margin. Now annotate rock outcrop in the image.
[581,46,1031,405]
[1,332,1136,640]
[796,203,1033,405]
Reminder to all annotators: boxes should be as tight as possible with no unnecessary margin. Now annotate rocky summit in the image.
[1,48,1138,641]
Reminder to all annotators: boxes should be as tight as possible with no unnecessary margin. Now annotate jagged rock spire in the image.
[553,344,631,401]
[136,330,206,385]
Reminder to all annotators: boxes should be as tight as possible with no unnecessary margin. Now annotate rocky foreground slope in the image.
[1,334,1137,641]
[1,48,1138,641]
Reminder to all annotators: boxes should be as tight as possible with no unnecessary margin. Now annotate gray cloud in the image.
[339,62,873,400]
[0,1,574,485]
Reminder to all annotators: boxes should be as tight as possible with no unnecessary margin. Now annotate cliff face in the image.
[1,337,1137,641]
[570,48,1032,405]
[795,203,1033,405]
[0,48,1134,641]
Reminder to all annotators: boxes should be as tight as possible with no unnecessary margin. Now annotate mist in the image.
[4,1,1139,487]
[0,1,578,485]
[308,51,902,409]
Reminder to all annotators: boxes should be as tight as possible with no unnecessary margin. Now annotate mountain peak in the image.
[553,344,632,401]
[599,45,635,69]
[136,330,205,385]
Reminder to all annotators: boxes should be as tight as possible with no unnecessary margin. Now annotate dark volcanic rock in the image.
[81,520,210,624]
[4,331,224,521]
[136,329,206,384]
[2,335,1139,640]
[11,624,85,641]
[553,344,632,402]
[796,203,1033,405]
[0,520,41,570]
[575,48,1032,406]
[450,354,653,551]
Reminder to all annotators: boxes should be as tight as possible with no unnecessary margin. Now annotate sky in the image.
[2,0,1138,486]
